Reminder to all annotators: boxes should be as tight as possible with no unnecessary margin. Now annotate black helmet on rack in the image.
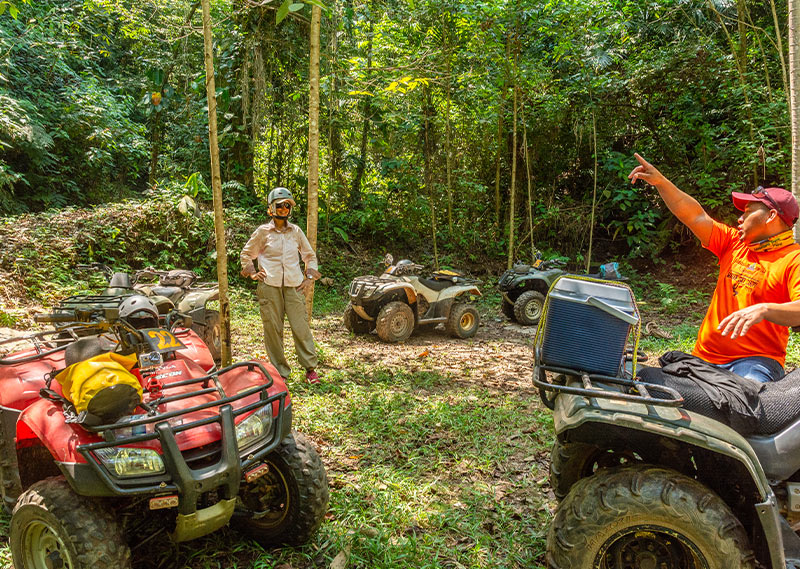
[118,295,159,329]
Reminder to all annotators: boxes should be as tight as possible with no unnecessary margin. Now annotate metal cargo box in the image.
[540,277,638,376]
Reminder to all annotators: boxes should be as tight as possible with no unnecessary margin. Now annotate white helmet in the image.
[267,187,296,219]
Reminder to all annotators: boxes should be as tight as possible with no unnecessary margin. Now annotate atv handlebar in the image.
[34,312,88,324]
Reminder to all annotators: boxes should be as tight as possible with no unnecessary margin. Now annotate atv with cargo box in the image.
[344,254,481,343]
[534,275,800,569]
[498,254,623,325]
[0,293,328,569]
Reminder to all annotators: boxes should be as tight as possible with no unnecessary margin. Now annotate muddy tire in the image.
[232,431,329,547]
[500,299,516,321]
[343,303,372,334]
[547,466,755,569]
[549,439,646,501]
[375,301,414,343]
[513,290,545,326]
[446,303,480,338]
[11,477,130,569]
[202,310,221,362]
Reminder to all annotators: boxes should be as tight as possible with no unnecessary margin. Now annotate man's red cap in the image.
[731,187,799,227]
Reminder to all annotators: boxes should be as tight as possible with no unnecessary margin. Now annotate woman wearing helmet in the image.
[240,187,322,383]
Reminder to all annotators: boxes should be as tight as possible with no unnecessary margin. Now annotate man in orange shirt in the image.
[629,154,800,382]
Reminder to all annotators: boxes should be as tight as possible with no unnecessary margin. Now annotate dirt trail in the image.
[304,312,539,395]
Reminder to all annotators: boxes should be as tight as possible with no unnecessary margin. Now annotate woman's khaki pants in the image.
[256,282,318,379]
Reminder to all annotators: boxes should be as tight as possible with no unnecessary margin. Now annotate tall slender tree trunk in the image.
[443,13,454,234]
[351,18,373,208]
[423,88,438,269]
[586,110,598,273]
[493,34,511,228]
[790,0,800,237]
[306,5,321,320]
[493,96,504,228]
[200,0,231,366]
[770,0,791,107]
[148,112,161,187]
[521,98,534,262]
[507,83,518,269]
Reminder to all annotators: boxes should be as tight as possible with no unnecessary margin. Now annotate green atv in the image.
[535,276,800,569]
[498,255,623,325]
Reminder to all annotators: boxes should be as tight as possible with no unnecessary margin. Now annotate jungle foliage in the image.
[0,0,793,262]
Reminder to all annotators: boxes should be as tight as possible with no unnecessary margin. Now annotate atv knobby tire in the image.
[547,465,755,569]
[500,299,516,321]
[446,303,479,338]
[549,439,645,501]
[343,303,372,334]
[513,290,545,326]
[11,476,131,569]
[375,301,414,343]
[203,310,222,362]
[232,431,329,547]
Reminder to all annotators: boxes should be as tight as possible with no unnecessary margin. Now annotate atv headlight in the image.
[236,406,274,451]
[94,447,165,478]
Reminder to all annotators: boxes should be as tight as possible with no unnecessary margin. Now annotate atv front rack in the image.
[533,362,684,410]
[76,361,288,495]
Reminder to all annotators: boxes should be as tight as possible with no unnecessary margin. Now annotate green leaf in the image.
[305,0,327,10]
[288,3,304,12]
[333,226,349,243]
[0,4,7,16]
[147,68,165,87]
[8,3,17,18]
[276,0,290,24]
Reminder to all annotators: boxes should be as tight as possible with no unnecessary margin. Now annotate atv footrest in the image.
[533,363,683,409]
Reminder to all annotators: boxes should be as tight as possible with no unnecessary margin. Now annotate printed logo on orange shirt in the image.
[726,259,765,297]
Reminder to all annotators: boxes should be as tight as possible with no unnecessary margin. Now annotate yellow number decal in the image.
[147,330,181,350]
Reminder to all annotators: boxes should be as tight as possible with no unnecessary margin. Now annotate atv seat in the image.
[64,336,118,368]
[417,278,453,291]
[151,286,184,304]
[641,365,800,436]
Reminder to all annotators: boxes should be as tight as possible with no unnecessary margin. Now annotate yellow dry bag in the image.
[55,352,142,421]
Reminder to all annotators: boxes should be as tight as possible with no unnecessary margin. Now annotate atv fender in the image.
[552,390,786,569]
[177,288,219,313]
[17,399,95,463]
[435,285,481,302]
[376,282,417,304]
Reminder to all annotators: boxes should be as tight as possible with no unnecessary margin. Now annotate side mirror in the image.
[384,253,394,266]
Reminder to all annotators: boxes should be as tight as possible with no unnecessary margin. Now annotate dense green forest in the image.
[0,0,793,263]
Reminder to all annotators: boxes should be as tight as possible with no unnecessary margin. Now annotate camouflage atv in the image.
[76,264,221,362]
[535,276,800,569]
[345,255,481,343]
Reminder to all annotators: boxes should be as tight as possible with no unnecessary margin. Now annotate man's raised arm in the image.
[628,153,714,246]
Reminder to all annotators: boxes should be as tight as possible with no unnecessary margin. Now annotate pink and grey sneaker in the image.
[305,369,321,384]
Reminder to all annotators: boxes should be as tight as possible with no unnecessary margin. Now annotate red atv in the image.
[0,293,328,569]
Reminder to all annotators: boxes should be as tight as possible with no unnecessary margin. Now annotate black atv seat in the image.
[418,278,453,291]
[151,286,184,303]
[640,366,800,436]
[64,336,117,368]
[108,272,133,289]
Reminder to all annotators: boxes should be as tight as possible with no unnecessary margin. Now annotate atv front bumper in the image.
[58,362,292,542]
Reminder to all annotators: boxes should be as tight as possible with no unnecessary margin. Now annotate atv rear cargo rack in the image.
[533,362,683,410]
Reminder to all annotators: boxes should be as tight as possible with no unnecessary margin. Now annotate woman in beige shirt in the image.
[240,187,321,383]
